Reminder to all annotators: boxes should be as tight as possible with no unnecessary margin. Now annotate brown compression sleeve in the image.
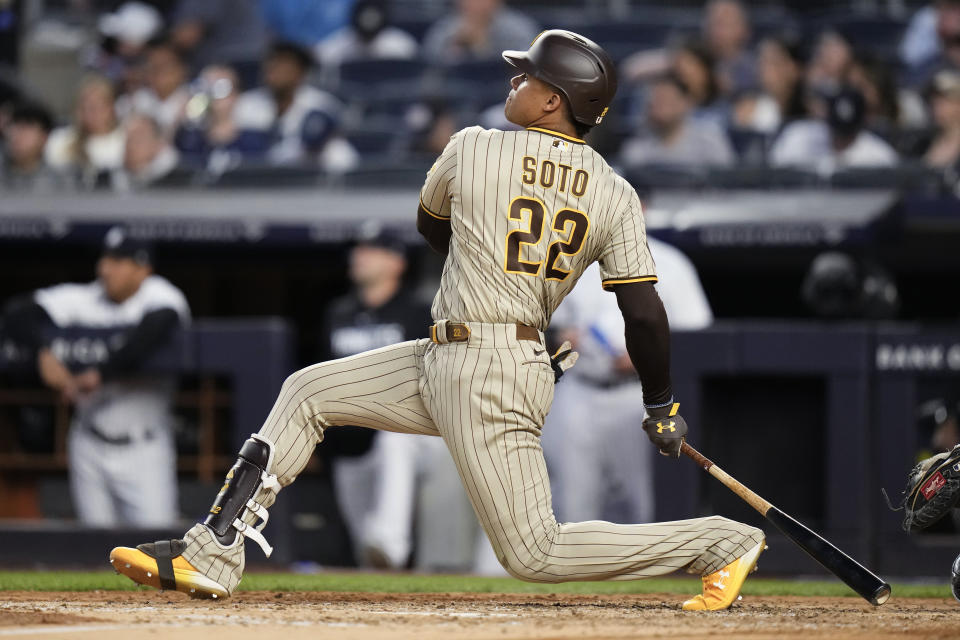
[612,280,673,407]
[416,205,452,255]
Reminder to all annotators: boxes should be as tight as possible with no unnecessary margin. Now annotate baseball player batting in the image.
[111,30,765,611]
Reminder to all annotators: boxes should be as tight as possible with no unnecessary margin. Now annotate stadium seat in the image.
[335,59,431,100]
[624,164,709,191]
[727,129,772,164]
[829,165,946,192]
[340,159,434,189]
[344,128,403,158]
[212,164,325,188]
[443,59,514,103]
[577,20,698,61]
[707,165,822,189]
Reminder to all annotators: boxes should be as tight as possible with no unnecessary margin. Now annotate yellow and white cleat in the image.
[110,540,229,599]
[682,538,765,611]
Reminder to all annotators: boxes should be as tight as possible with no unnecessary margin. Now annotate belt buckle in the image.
[430,321,470,344]
[448,323,470,342]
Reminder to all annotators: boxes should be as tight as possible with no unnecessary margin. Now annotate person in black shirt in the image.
[320,225,431,568]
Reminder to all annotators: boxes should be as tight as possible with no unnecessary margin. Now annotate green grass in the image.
[0,570,950,599]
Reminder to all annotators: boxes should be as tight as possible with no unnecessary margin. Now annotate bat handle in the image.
[681,441,714,470]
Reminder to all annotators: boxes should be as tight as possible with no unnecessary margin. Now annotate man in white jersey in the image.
[111,30,764,611]
[3,227,190,526]
[542,239,713,525]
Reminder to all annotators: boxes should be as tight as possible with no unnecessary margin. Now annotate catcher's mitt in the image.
[885,444,960,533]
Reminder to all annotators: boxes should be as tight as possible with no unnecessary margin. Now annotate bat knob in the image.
[870,584,891,606]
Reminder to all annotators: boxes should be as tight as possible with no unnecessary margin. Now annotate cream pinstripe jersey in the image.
[420,126,657,330]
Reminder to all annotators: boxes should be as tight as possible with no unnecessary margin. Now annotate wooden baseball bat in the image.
[680,441,891,606]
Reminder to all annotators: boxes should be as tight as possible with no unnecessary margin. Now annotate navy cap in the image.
[353,221,406,256]
[102,226,153,265]
[826,87,866,137]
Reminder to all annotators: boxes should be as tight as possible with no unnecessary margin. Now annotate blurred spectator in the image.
[770,87,898,174]
[170,0,268,86]
[117,38,190,136]
[45,75,126,184]
[620,73,735,167]
[732,35,807,134]
[422,0,538,63]
[404,99,459,156]
[1,227,190,527]
[848,52,928,136]
[902,3,939,70]
[1,102,65,191]
[320,226,432,568]
[928,400,960,452]
[85,2,164,95]
[234,42,358,170]
[262,0,354,48]
[671,40,727,124]
[315,0,418,68]
[174,65,269,167]
[114,113,179,190]
[924,70,960,168]
[702,0,756,96]
[908,0,960,87]
[807,30,854,96]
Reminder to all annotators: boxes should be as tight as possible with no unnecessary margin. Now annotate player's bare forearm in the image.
[416,205,451,255]
[614,281,673,406]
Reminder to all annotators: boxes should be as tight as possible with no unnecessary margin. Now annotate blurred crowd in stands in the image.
[3,0,960,191]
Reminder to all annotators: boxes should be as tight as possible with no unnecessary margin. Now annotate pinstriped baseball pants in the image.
[191,324,763,586]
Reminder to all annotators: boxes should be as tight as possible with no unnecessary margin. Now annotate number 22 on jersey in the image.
[504,197,590,282]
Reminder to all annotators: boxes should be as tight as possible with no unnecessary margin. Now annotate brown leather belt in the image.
[429,322,541,345]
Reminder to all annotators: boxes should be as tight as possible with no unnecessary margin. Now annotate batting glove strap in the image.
[644,400,679,418]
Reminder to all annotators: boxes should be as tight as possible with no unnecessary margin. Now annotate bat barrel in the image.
[765,507,891,606]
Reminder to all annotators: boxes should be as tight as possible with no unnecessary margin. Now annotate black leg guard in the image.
[203,434,279,556]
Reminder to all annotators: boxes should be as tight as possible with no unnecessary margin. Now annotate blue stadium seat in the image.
[335,58,431,100]
[577,20,697,61]
[727,129,773,164]
[344,128,402,158]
